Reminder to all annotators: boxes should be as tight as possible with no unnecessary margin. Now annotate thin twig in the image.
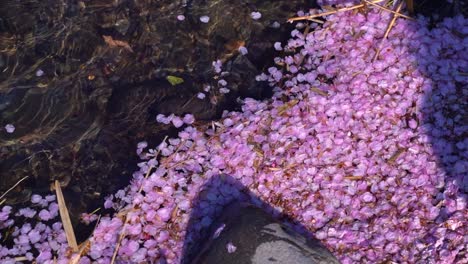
[364,0,415,20]
[288,0,386,22]
[110,215,130,263]
[55,180,79,252]
[110,136,168,264]
[373,1,404,61]
[0,176,29,201]
[89,207,101,215]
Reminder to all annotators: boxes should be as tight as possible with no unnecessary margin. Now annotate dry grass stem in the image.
[364,0,414,20]
[344,176,365,180]
[373,1,404,61]
[110,214,129,263]
[310,18,325,24]
[55,180,79,252]
[288,0,386,22]
[310,87,329,96]
[90,207,101,215]
[387,147,406,164]
[0,176,29,201]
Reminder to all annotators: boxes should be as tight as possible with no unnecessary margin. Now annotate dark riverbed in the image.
[0,0,318,240]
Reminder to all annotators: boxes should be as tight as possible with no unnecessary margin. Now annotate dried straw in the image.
[364,0,414,20]
[288,0,387,22]
[373,1,404,61]
[55,180,79,252]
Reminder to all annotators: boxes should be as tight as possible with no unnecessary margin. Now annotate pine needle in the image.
[373,1,404,62]
[55,180,79,252]
[288,0,387,22]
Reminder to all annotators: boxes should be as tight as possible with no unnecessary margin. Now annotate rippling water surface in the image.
[0,0,310,234]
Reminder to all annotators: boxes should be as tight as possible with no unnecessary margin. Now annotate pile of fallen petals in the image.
[1,2,466,264]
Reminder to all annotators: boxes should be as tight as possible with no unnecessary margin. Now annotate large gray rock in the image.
[191,204,340,264]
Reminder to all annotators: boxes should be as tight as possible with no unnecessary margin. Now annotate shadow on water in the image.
[180,174,339,264]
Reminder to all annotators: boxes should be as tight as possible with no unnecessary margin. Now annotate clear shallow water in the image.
[0,0,310,239]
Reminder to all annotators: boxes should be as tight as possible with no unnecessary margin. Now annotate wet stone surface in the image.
[0,0,314,228]
[190,204,340,264]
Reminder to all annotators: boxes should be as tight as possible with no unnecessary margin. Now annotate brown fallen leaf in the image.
[224,39,245,53]
[102,35,133,52]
